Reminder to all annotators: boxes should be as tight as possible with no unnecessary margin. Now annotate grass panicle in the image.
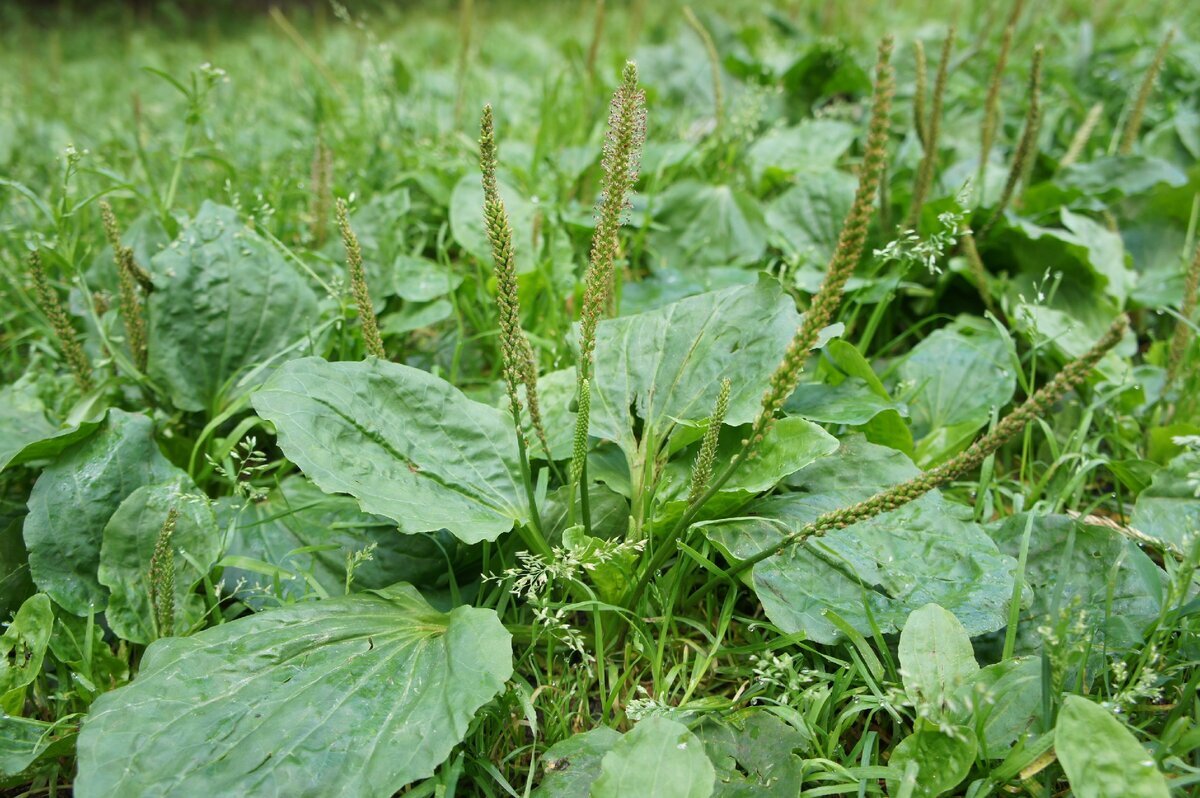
[28,250,93,392]
[697,314,1129,594]
[1119,28,1175,155]
[1167,241,1200,388]
[100,201,149,371]
[148,506,178,639]
[335,198,386,359]
[981,44,1042,237]
[688,378,731,505]
[907,26,953,227]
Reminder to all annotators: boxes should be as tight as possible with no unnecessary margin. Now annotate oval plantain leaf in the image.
[898,604,980,717]
[23,410,180,615]
[1055,695,1170,798]
[147,202,319,413]
[251,357,529,543]
[0,594,53,712]
[591,717,716,798]
[886,726,977,798]
[1130,449,1200,548]
[0,377,101,474]
[216,476,455,608]
[589,278,801,465]
[98,480,220,644]
[75,584,512,798]
[534,727,622,797]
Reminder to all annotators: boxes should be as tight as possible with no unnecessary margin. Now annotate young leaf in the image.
[590,717,716,798]
[898,603,980,716]
[251,357,530,543]
[75,584,512,798]
[534,727,622,797]
[1130,449,1200,548]
[1055,695,1170,798]
[23,410,180,615]
[0,378,100,475]
[886,726,977,798]
[148,202,319,412]
[0,594,53,712]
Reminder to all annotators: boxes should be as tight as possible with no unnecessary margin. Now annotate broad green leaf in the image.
[0,377,100,474]
[821,339,913,454]
[897,318,1014,465]
[75,584,512,798]
[23,410,179,615]
[504,367,577,461]
[380,299,454,335]
[0,510,34,623]
[216,477,456,608]
[619,266,758,316]
[1055,696,1169,798]
[252,357,529,544]
[959,657,1040,757]
[766,169,856,266]
[1036,156,1187,205]
[389,254,463,302]
[749,120,857,186]
[650,182,768,268]
[534,727,622,797]
[0,716,76,778]
[0,594,52,712]
[988,514,1165,653]
[782,39,871,116]
[706,438,1013,643]
[747,493,1014,643]
[147,202,319,412]
[449,175,537,272]
[589,279,801,464]
[886,726,977,798]
[696,708,810,794]
[591,717,715,798]
[97,480,220,644]
[1131,449,1200,547]
[899,604,980,716]
[653,418,838,527]
[785,377,906,426]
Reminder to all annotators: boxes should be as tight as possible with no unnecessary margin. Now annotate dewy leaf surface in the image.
[591,716,716,798]
[148,201,319,412]
[251,357,529,543]
[1055,695,1170,798]
[22,410,179,615]
[898,603,980,715]
[589,278,801,463]
[75,584,512,798]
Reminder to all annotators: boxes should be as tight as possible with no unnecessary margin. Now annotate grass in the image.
[1,0,1199,796]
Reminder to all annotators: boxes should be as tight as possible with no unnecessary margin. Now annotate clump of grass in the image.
[335,198,386,359]
[28,250,93,392]
[1119,28,1175,155]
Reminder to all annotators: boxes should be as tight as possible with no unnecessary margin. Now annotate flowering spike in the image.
[907,26,954,227]
[100,201,148,371]
[577,61,646,385]
[982,45,1042,237]
[336,198,386,360]
[28,250,94,392]
[1119,28,1175,155]
[148,506,178,639]
[688,378,731,506]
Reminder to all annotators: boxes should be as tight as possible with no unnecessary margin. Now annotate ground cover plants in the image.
[1,0,1199,794]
